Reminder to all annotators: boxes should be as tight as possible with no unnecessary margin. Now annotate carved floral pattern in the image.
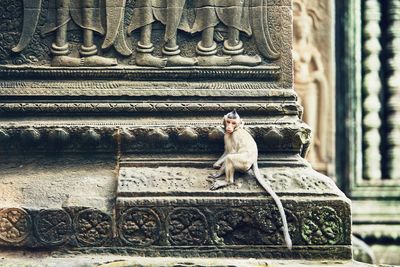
[0,208,31,243]
[213,209,253,245]
[256,208,298,245]
[214,208,297,246]
[35,209,71,245]
[301,206,342,245]
[0,202,350,257]
[118,208,160,246]
[74,209,111,246]
[167,208,208,246]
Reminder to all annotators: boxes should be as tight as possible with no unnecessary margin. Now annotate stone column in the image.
[387,0,400,180]
[362,0,382,180]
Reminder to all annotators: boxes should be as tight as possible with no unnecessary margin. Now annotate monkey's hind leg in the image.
[208,163,225,179]
[225,155,236,184]
[225,154,252,184]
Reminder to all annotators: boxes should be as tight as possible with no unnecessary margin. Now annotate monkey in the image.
[209,110,292,250]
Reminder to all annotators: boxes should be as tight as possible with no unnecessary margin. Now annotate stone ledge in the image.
[0,122,311,155]
[117,165,342,196]
[0,252,370,267]
[0,65,281,81]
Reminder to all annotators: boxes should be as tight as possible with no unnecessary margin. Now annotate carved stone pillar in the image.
[362,0,382,180]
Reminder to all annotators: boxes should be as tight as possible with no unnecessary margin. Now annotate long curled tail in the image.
[252,162,292,250]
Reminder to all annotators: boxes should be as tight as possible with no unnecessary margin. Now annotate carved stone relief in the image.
[300,206,343,245]
[117,166,342,196]
[35,209,72,246]
[293,0,334,175]
[118,208,161,246]
[74,208,112,246]
[212,207,299,246]
[2,0,282,68]
[167,208,209,246]
[0,123,311,155]
[0,208,31,245]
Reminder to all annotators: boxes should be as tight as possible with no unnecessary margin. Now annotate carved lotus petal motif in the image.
[48,128,70,145]
[120,129,136,143]
[208,127,225,142]
[147,129,169,143]
[263,128,283,146]
[20,128,41,144]
[113,129,136,144]
[178,128,198,143]
[82,129,102,146]
[0,129,10,142]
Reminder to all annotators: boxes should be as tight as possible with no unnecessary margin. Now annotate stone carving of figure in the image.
[127,0,197,67]
[102,0,133,57]
[191,0,262,66]
[41,0,130,67]
[12,0,280,68]
[14,0,131,66]
[293,0,329,165]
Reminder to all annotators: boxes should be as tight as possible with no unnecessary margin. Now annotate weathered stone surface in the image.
[117,165,341,196]
[0,156,116,209]
[0,0,352,264]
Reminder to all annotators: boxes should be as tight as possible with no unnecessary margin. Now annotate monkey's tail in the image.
[252,163,292,250]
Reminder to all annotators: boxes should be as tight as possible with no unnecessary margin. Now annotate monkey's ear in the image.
[223,115,227,127]
[240,119,245,128]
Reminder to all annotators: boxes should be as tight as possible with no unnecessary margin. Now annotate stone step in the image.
[0,252,369,267]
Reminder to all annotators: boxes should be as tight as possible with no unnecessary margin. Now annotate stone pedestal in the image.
[0,119,352,261]
[115,163,351,259]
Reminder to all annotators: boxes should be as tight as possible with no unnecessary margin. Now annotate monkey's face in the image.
[225,118,240,134]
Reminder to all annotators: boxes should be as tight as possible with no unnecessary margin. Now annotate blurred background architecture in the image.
[295,0,400,264]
